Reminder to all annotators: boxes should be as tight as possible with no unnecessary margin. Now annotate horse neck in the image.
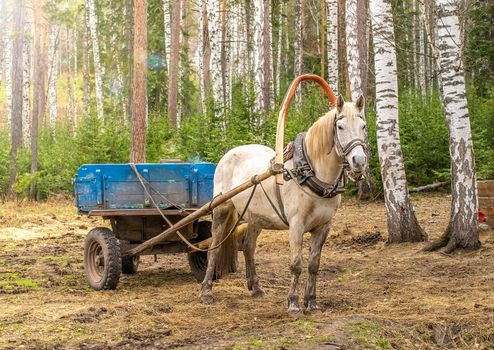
[305,110,343,183]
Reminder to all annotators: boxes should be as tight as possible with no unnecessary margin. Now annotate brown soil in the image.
[0,194,493,349]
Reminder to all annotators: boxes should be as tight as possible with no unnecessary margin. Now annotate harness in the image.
[264,114,367,225]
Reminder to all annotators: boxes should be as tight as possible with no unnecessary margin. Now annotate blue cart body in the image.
[73,163,216,214]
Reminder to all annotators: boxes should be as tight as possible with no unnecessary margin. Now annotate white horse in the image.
[200,95,368,313]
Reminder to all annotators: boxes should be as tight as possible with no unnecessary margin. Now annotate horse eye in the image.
[337,125,344,130]
[362,125,366,130]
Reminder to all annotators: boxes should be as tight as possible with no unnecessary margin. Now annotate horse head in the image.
[333,94,368,180]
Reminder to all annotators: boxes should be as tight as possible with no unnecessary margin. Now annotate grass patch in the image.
[349,321,393,349]
[0,272,41,292]
[293,319,317,335]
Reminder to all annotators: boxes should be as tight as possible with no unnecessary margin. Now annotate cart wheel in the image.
[122,255,140,274]
[84,227,121,290]
[187,221,237,282]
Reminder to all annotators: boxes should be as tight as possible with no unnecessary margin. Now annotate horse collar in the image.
[284,133,346,199]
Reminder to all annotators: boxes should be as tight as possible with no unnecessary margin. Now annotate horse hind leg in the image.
[200,200,238,304]
[242,225,264,297]
[304,223,330,313]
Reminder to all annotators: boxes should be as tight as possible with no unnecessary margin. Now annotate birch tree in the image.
[8,0,24,198]
[253,0,265,111]
[370,0,426,243]
[85,0,103,119]
[131,0,148,163]
[326,0,338,94]
[22,12,32,146]
[345,0,361,101]
[47,25,59,129]
[294,0,303,78]
[199,0,211,111]
[425,0,480,252]
[162,0,171,74]
[207,0,222,106]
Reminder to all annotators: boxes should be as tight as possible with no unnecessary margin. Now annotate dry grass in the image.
[0,194,493,349]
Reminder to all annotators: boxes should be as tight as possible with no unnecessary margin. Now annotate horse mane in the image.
[305,108,337,165]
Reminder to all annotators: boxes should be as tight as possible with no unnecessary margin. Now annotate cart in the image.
[73,162,216,290]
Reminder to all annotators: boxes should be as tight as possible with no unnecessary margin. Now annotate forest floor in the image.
[0,194,493,349]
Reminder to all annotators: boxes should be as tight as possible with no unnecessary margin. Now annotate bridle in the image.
[332,113,368,182]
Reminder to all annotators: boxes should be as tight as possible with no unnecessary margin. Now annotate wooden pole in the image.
[125,169,275,257]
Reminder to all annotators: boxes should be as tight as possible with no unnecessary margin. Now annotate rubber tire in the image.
[83,227,122,290]
[121,255,140,275]
[187,221,237,282]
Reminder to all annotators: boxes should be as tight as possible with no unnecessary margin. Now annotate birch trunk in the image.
[162,0,171,74]
[5,26,12,131]
[72,28,78,130]
[370,0,426,243]
[253,0,264,111]
[207,0,222,106]
[22,14,32,147]
[85,0,103,119]
[262,0,272,112]
[294,0,303,78]
[8,0,24,198]
[426,0,480,252]
[47,26,59,129]
[275,2,284,100]
[326,0,338,94]
[83,8,90,116]
[199,0,211,111]
[345,0,361,101]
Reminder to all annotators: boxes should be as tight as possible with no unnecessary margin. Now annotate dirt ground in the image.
[0,193,493,349]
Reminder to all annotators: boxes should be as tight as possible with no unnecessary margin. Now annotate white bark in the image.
[275,2,284,99]
[72,28,78,130]
[22,15,32,146]
[5,27,12,131]
[294,0,303,77]
[418,2,426,95]
[47,26,59,129]
[436,0,478,249]
[163,0,171,74]
[370,0,425,242]
[326,0,338,95]
[345,0,361,101]
[85,0,103,119]
[253,0,264,111]
[207,0,222,105]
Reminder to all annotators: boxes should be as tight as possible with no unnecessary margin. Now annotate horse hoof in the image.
[200,294,214,305]
[287,303,302,314]
[251,288,265,298]
[305,300,321,313]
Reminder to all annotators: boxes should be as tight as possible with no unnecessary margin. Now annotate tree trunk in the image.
[31,0,48,200]
[5,24,12,132]
[425,0,480,252]
[253,0,264,112]
[326,0,338,94]
[8,0,24,198]
[82,8,91,117]
[22,10,32,147]
[275,2,284,100]
[72,28,78,131]
[262,0,272,112]
[85,0,104,119]
[131,0,148,163]
[199,0,211,111]
[207,0,222,106]
[162,0,171,74]
[167,0,181,128]
[294,0,303,78]
[47,25,59,130]
[345,0,361,100]
[370,0,427,243]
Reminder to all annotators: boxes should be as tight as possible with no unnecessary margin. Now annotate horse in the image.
[200,94,368,313]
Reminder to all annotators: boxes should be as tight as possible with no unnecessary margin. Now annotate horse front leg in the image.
[242,225,264,297]
[304,223,330,313]
[287,223,304,313]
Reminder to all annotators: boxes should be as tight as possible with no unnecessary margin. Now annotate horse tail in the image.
[213,201,239,278]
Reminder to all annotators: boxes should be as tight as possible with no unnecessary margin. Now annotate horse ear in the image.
[355,94,365,111]
[337,95,345,112]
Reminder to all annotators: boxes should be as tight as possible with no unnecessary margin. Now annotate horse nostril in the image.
[352,155,366,168]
